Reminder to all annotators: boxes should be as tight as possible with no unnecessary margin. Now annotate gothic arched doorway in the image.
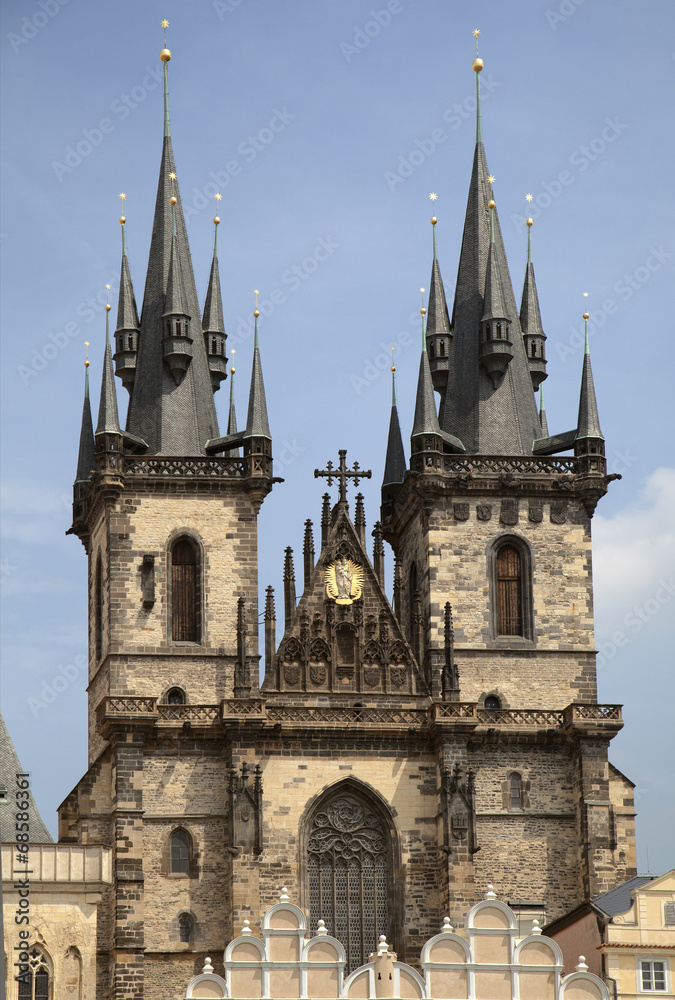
[306,786,394,973]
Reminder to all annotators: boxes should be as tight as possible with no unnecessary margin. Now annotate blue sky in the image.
[1,0,673,876]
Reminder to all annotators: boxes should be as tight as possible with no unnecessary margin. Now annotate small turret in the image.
[202,198,228,392]
[113,201,140,394]
[75,346,95,484]
[479,191,513,388]
[162,185,194,383]
[243,296,272,478]
[95,293,123,474]
[574,297,605,477]
[519,210,547,391]
[411,297,444,473]
[425,196,452,392]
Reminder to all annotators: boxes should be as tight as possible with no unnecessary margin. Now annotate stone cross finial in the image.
[314,449,372,504]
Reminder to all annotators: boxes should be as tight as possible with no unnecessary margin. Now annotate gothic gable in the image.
[267,500,425,698]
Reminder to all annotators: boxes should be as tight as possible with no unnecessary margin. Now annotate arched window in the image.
[95,553,103,661]
[439,340,446,357]
[509,773,523,810]
[171,537,199,642]
[307,789,392,974]
[170,829,191,874]
[167,687,185,705]
[484,695,501,710]
[178,912,193,943]
[18,948,50,999]
[496,544,523,636]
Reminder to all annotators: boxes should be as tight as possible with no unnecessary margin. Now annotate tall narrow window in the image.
[171,537,199,642]
[509,773,523,810]
[496,545,522,636]
[170,829,190,874]
[18,949,50,1000]
[95,554,103,661]
[307,791,391,974]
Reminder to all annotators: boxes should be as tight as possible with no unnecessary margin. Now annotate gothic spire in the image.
[75,349,95,482]
[227,358,238,436]
[519,213,547,390]
[440,49,541,455]
[382,366,406,488]
[412,305,441,440]
[124,39,218,455]
[576,306,603,441]
[202,202,228,392]
[425,201,452,392]
[96,298,121,436]
[113,201,141,395]
[244,302,271,441]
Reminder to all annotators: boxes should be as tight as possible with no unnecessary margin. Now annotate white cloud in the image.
[593,467,675,641]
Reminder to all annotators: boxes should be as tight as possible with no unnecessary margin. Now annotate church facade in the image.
[54,36,636,1000]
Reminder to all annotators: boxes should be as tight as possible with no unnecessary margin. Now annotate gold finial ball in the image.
[160,48,172,62]
[420,307,427,316]
[488,198,495,210]
[253,309,260,318]
[84,360,90,368]
[213,216,220,225]
[430,216,437,225]
[583,311,590,320]
[391,365,396,373]
[230,367,236,375]
[526,217,533,227]
[170,195,177,206]
[105,303,111,312]
[472,57,483,72]
[119,215,126,225]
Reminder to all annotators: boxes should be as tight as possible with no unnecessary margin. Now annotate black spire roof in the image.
[96,310,121,436]
[576,327,603,441]
[382,373,406,488]
[412,324,441,440]
[117,251,140,332]
[202,251,225,336]
[0,712,53,843]
[163,222,190,318]
[440,71,542,456]
[244,315,271,441]
[124,59,219,456]
[75,362,95,482]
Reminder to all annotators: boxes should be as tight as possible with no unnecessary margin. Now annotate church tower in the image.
[59,31,636,1000]
[61,35,276,999]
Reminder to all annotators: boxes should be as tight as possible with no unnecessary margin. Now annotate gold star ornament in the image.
[160,20,171,62]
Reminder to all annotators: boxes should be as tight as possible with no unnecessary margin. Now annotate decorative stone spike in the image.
[377,934,388,955]
[241,920,252,936]
[576,956,588,971]
[321,493,331,547]
[485,884,497,899]
[202,957,215,974]
[303,519,315,590]
[442,917,453,932]
[355,493,366,547]
[279,886,290,901]
[316,919,328,936]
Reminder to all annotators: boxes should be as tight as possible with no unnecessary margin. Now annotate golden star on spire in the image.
[169,172,176,180]
[119,193,126,201]
[488,175,495,185]
[215,192,222,201]
[526,193,533,203]
[161,19,169,28]
[473,29,480,38]
[429,192,438,202]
